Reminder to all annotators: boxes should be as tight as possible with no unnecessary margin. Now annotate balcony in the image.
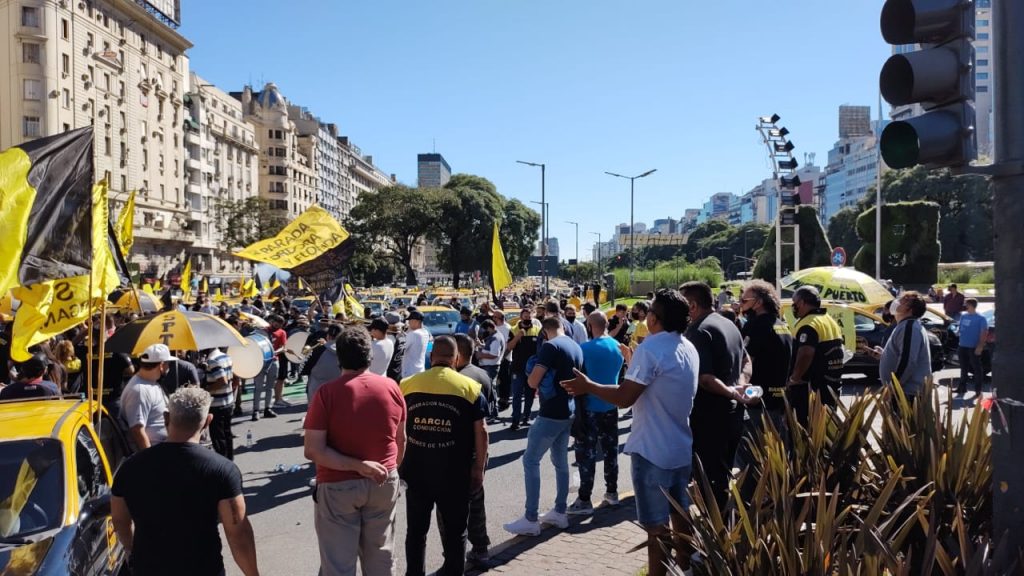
[186,182,201,195]
[185,157,201,170]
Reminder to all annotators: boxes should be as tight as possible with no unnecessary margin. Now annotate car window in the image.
[853,312,878,333]
[921,310,945,326]
[0,438,64,538]
[423,311,460,326]
[75,427,108,500]
[96,414,129,477]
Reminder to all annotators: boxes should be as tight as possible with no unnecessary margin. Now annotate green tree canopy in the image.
[826,207,864,259]
[430,174,505,289]
[753,207,832,284]
[499,199,542,277]
[214,197,287,251]
[349,185,438,285]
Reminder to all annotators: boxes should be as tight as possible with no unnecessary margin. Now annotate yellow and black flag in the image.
[0,127,95,297]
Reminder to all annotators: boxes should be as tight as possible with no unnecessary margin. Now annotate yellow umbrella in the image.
[105,310,246,355]
[780,266,893,306]
[109,289,162,313]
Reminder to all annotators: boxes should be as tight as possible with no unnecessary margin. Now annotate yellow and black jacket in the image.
[792,309,845,390]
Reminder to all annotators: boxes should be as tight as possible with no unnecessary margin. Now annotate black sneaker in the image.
[510,422,520,431]
[263,409,278,419]
[251,412,259,422]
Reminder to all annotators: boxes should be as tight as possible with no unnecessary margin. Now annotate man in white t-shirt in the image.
[369,318,395,376]
[120,343,174,450]
[561,289,699,576]
[493,309,513,411]
[401,310,431,378]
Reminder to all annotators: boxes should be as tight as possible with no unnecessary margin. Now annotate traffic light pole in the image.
[990,0,1024,568]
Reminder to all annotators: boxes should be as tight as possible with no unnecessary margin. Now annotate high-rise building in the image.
[821,130,882,223]
[839,105,872,138]
[182,73,259,282]
[0,0,192,274]
[417,152,451,188]
[290,108,352,222]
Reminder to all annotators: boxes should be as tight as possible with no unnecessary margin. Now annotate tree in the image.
[559,261,599,282]
[827,207,864,259]
[695,222,770,277]
[854,201,940,286]
[430,174,505,289]
[753,207,833,284]
[348,185,438,285]
[499,199,542,277]
[213,197,287,251]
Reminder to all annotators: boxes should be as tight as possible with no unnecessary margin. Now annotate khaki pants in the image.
[315,470,401,576]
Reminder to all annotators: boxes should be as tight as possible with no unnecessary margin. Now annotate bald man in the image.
[400,336,490,576]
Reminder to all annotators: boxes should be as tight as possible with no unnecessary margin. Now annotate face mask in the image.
[630,312,640,321]
[566,315,575,322]
[889,300,900,316]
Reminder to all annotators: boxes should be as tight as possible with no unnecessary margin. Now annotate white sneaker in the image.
[603,492,620,506]
[567,498,594,516]
[274,399,292,408]
[503,515,541,536]
[539,509,569,529]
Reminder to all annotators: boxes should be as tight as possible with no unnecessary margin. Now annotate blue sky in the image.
[180,0,890,261]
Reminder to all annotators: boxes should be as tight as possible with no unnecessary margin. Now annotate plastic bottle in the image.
[744,386,764,399]
[245,429,253,448]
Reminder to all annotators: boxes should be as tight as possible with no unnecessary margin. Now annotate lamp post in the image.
[718,247,730,279]
[591,232,602,279]
[518,161,547,294]
[605,169,657,296]
[565,221,579,285]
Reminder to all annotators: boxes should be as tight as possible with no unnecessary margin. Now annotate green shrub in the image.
[855,201,940,286]
[612,264,722,297]
[752,206,832,284]
[972,268,995,284]
[939,267,976,284]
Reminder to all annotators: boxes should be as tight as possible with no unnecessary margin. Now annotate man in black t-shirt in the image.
[76,340,135,421]
[111,387,259,576]
[681,281,752,511]
[507,308,541,429]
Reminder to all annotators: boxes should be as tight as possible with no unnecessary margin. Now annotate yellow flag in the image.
[214,287,224,302]
[297,277,306,292]
[116,190,135,258]
[234,206,349,269]
[269,275,281,290]
[241,278,258,299]
[154,279,162,292]
[142,283,154,295]
[490,222,513,293]
[11,181,118,361]
[180,258,192,300]
[200,276,209,294]
[343,283,364,318]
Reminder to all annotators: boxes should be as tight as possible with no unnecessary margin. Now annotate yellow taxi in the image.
[0,399,131,575]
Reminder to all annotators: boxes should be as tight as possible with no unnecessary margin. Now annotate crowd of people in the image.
[0,277,968,576]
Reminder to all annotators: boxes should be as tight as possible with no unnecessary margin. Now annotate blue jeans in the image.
[252,358,278,414]
[522,416,571,521]
[511,371,535,425]
[631,453,691,528]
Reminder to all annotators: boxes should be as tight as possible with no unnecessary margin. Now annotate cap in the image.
[460,307,473,316]
[139,343,177,363]
[407,310,425,322]
[385,312,403,325]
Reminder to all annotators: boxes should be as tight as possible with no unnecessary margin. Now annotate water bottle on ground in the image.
[246,429,254,448]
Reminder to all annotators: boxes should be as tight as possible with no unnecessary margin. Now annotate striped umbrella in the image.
[105,310,246,355]
[108,288,162,313]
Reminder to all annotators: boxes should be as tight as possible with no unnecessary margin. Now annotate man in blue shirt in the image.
[955,298,988,395]
[455,307,475,336]
[567,311,624,516]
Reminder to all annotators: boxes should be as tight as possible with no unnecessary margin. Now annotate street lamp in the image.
[565,221,579,285]
[590,231,602,278]
[518,160,547,294]
[605,168,657,296]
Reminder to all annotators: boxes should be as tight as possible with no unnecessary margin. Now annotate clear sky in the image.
[179,0,891,261]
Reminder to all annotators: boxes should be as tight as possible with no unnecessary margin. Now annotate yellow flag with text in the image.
[234,206,350,269]
[11,181,119,361]
[116,189,135,258]
[490,222,513,294]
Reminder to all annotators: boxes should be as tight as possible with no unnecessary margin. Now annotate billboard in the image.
[139,0,180,25]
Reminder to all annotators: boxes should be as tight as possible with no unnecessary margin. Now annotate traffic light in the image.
[879,0,976,169]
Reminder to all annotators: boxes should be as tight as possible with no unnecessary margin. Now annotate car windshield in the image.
[292,299,313,312]
[422,311,460,333]
[0,439,64,540]
[982,309,995,325]
[394,297,414,308]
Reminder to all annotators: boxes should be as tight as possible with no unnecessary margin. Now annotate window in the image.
[978,59,989,67]
[104,73,111,92]
[104,136,111,156]
[23,116,41,138]
[75,428,109,500]
[63,123,70,132]
[978,72,989,80]
[62,18,70,39]
[142,149,148,166]
[23,79,42,101]
[119,111,126,128]
[120,175,127,193]
[21,6,40,27]
[978,33,989,40]
[978,46,989,53]
[62,53,70,75]
[978,85,989,93]
[62,88,71,109]
[977,19,989,27]
[119,81,125,99]
[23,42,41,64]
[86,32,94,48]
[87,66,94,83]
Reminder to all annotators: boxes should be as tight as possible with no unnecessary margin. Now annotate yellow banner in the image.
[234,206,350,269]
[491,222,513,293]
[116,189,135,257]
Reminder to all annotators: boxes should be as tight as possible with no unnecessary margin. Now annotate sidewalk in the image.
[470,494,648,576]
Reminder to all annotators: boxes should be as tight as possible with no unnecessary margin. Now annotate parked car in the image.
[417,306,462,337]
[0,398,133,575]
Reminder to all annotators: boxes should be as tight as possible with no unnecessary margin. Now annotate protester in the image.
[452,334,494,565]
[567,311,624,516]
[943,283,966,320]
[161,349,201,396]
[492,309,513,411]
[504,316,584,536]
[507,307,541,430]
[121,344,174,450]
[787,286,844,424]
[400,336,488,576]
[630,301,650,348]
[302,324,344,402]
[954,297,988,395]
[455,307,475,336]
[563,304,589,345]
[402,310,431,378]
[561,289,699,576]
[870,292,933,405]
[111,387,259,576]
[0,355,59,400]
[608,304,632,346]
[251,321,280,421]
[368,318,395,376]
[476,319,503,420]
[55,340,81,387]
[268,315,291,409]
[203,347,236,460]
[738,280,792,431]
[680,281,750,511]
[304,326,406,576]
[385,312,406,384]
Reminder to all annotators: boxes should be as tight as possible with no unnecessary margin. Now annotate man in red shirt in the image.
[304,326,407,576]
[267,314,290,408]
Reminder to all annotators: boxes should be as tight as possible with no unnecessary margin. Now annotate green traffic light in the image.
[880,121,920,169]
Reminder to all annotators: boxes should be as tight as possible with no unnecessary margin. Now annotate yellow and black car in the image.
[0,399,131,575]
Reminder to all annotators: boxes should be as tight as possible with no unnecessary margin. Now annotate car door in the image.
[69,426,120,575]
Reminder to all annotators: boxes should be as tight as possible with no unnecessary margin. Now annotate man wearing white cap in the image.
[120,343,174,450]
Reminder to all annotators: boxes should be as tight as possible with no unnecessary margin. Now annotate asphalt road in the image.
[224,362,985,576]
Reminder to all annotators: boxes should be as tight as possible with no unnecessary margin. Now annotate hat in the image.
[460,307,473,316]
[385,311,403,325]
[139,343,177,363]
[407,310,425,322]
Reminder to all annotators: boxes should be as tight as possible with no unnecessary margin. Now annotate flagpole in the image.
[94,173,112,430]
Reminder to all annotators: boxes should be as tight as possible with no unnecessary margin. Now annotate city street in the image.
[224,361,986,576]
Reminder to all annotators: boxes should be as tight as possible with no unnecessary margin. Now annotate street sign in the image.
[831,247,847,267]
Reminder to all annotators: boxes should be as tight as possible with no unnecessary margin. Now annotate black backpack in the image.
[386,332,406,384]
